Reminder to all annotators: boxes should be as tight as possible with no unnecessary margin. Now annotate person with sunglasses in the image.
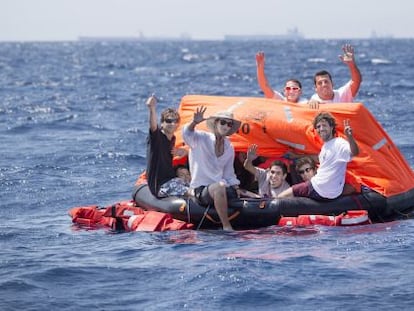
[145,94,186,197]
[277,112,359,201]
[308,44,362,109]
[182,107,241,230]
[256,51,306,103]
[295,156,317,182]
[243,144,290,198]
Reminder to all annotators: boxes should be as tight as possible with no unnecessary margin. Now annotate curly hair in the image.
[313,112,337,136]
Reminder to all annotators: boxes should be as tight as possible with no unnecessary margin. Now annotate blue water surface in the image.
[1,39,414,310]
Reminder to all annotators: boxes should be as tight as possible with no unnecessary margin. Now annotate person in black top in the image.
[145,94,186,197]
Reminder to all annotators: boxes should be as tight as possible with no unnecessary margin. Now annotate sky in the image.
[1,0,413,41]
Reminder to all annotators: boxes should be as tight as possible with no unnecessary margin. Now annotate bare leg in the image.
[209,182,233,231]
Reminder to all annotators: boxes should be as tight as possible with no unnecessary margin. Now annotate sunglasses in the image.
[164,118,179,124]
[298,167,314,174]
[285,86,300,91]
[218,119,233,127]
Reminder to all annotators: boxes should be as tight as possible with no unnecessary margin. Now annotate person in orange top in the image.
[256,51,306,103]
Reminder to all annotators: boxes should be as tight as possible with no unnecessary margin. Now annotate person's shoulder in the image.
[310,93,320,101]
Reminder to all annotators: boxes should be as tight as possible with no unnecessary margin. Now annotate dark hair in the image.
[295,156,316,172]
[313,70,333,86]
[160,108,180,123]
[286,79,302,89]
[269,160,288,175]
[313,112,337,136]
[174,164,189,175]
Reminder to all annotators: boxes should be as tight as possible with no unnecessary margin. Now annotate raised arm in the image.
[146,94,158,132]
[344,119,359,157]
[187,106,207,131]
[339,44,362,98]
[256,52,282,100]
[243,144,259,175]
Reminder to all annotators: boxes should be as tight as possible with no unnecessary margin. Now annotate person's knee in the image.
[209,182,226,198]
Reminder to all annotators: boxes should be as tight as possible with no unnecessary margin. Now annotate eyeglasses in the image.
[285,86,300,91]
[164,118,179,124]
[218,119,233,127]
[298,167,314,174]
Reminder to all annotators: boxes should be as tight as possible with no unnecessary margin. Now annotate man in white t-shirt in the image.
[308,44,362,109]
[277,112,359,200]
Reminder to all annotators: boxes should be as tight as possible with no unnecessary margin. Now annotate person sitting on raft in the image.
[243,144,290,198]
[295,156,317,183]
[144,94,187,197]
[182,107,241,231]
[277,112,359,200]
[158,165,192,197]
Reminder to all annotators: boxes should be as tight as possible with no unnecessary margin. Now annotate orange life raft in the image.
[175,95,414,197]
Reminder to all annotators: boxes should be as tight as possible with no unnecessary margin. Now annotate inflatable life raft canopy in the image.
[174,95,414,197]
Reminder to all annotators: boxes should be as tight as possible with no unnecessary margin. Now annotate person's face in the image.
[283,81,302,103]
[177,168,191,183]
[315,119,334,142]
[297,165,316,181]
[314,75,334,100]
[268,165,286,188]
[162,114,179,134]
[215,118,233,136]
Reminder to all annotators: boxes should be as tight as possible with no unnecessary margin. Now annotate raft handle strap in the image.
[186,198,191,224]
[196,204,211,230]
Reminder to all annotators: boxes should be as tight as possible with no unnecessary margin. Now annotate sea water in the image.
[1,39,414,310]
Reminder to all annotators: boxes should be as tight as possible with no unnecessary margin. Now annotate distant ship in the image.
[78,32,192,42]
[224,27,304,41]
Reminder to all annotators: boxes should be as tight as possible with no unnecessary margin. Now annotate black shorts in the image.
[194,185,238,207]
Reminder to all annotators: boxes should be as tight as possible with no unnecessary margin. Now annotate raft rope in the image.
[196,204,211,230]
[185,198,191,224]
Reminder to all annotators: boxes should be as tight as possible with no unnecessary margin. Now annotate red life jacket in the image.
[69,201,193,231]
[278,210,371,227]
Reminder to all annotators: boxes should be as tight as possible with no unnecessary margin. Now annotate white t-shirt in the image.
[311,137,352,199]
[310,81,353,103]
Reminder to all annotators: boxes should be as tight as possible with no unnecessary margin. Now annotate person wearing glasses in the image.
[308,44,362,109]
[183,107,241,231]
[243,144,290,198]
[277,112,359,201]
[145,94,187,197]
[256,51,306,103]
[295,156,317,182]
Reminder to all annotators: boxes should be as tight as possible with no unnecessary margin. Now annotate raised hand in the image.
[343,119,353,137]
[193,106,207,124]
[146,93,157,108]
[255,51,265,67]
[246,144,258,162]
[339,44,355,63]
